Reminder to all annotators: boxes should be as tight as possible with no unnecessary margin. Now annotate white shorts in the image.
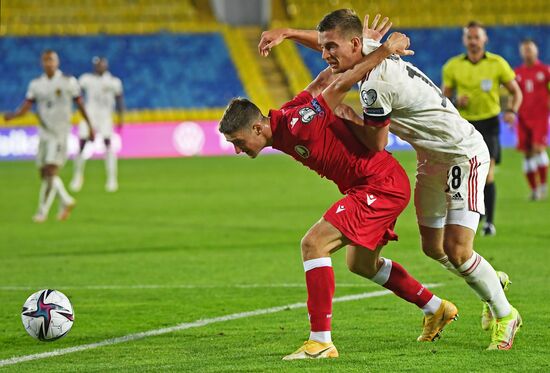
[415,152,489,231]
[36,136,67,168]
[78,116,114,139]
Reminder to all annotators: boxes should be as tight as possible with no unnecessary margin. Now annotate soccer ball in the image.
[21,289,74,341]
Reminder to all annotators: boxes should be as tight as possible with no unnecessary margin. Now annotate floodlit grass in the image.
[1,149,548,371]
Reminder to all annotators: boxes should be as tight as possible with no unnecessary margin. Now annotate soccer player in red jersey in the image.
[514,39,550,200]
[219,32,457,360]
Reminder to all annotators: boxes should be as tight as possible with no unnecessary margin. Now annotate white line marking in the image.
[0,283,377,291]
[0,284,440,367]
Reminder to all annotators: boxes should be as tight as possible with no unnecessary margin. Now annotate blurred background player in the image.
[70,56,124,192]
[514,39,550,200]
[442,21,523,236]
[4,50,94,222]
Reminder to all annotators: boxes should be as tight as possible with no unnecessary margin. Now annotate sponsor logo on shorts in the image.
[294,145,310,159]
[366,194,377,206]
[336,205,345,213]
[298,107,316,123]
[451,192,463,201]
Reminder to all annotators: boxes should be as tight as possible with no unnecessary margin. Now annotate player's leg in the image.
[34,165,57,222]
[534,142,548,199]
[444,156,521,349]
[346,245,457,341]
[70,121,90,192]
[46,138,76,220]
[518,123,539,199]
[282,217,344,360]
[415,159,461,276]
[104,137,118,192]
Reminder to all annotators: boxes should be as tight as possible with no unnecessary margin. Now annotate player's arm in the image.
[335,103,389,151]
[258,28,319,56]
[115,94,125,129]
[502,79,522,125]
[3,99,33,121]
[321,32,412,111]
[74,97,95,141]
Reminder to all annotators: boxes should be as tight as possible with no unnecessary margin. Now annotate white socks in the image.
[437,255,461,277]
[457,252,511,318]
[37,179,56,216]
[105,147,117,184]
[537,150,549,168]
[421,296,442,315]
[53,176,74,205]
[309,331,331,343]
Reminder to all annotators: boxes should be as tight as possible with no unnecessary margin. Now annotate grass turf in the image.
[0,149,549,372]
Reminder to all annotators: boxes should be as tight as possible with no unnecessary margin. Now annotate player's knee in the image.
[347,260,378,278]
[421,244,444,260]
[300,234,323,260]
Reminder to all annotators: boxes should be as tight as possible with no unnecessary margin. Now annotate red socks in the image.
[304,258,335,332]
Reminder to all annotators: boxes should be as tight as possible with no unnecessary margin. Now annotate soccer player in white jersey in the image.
[70,56,124,192]
[258,10,521,350]
[4,50,94,223]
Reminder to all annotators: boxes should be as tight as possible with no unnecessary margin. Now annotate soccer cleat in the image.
[57,200,76,221]
[282,340,339,360]
[481,271,511,331]
[105,180,118,192]
[69,175,83,192]
[32,213,47,223]
[481,222,496,237]
[417,300,458,341]
[487,306,522,350]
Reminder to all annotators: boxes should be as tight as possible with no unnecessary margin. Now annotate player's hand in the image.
[503,111,517,126]
[363,14,392,42]
[456,95,469,108]
[384,32,414,56]
[258,28,288,57]
[88,128,95,142]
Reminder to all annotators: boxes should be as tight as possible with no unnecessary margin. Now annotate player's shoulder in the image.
[485,52,511,66]
[444,54,467,68]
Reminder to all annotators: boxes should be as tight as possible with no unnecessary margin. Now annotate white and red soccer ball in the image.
[21,289,74,341]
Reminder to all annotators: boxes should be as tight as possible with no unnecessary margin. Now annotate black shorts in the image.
[471,116,501,164]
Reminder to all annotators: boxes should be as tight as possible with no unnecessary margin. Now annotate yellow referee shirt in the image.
[442,52,515,121]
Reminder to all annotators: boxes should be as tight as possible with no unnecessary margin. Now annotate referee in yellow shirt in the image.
[442,21,522,236]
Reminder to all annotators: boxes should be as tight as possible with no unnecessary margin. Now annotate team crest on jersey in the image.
[361,89,377,106]
[55,88,62,97]
[298,107,316,123]
[294,145,310,158]
[536,72,545,81]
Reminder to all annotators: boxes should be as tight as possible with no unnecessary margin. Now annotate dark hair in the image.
[520,38,536,46]
[219,98,262,135]
[317,9,362,38]
[466,20,485,30]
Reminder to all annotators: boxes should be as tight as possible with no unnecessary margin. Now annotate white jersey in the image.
[25,70,81,140]
[359,52,487,163]
[79,72,123,123]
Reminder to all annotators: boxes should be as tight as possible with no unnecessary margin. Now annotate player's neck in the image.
[524,59,537,67]
[467,50,485,63]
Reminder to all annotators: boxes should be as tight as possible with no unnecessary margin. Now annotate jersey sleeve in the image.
[114,77,123,95]
[282,93,336,140]
[497,56,516,84]
[359,79,393,127]
[280,90,313,111]
[69,76,81,98]
[441,59,456,89]
[25,80,36,101]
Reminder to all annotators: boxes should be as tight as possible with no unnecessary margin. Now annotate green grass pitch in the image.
[1,149,549,371]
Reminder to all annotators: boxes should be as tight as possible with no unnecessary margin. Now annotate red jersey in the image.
[515,60,550,122]
[270,91,397,194]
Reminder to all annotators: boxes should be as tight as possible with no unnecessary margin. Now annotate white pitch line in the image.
[0,284,441,368]
[0,283,376,291]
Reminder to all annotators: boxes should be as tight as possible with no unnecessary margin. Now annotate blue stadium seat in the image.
[298,25,550,87]
[0,33,245,111]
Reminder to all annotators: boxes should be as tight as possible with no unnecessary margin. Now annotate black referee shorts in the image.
[470,116,501,164]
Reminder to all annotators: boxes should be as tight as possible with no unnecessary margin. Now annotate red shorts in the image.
[517,118,549,152]
[324,165,411,250]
